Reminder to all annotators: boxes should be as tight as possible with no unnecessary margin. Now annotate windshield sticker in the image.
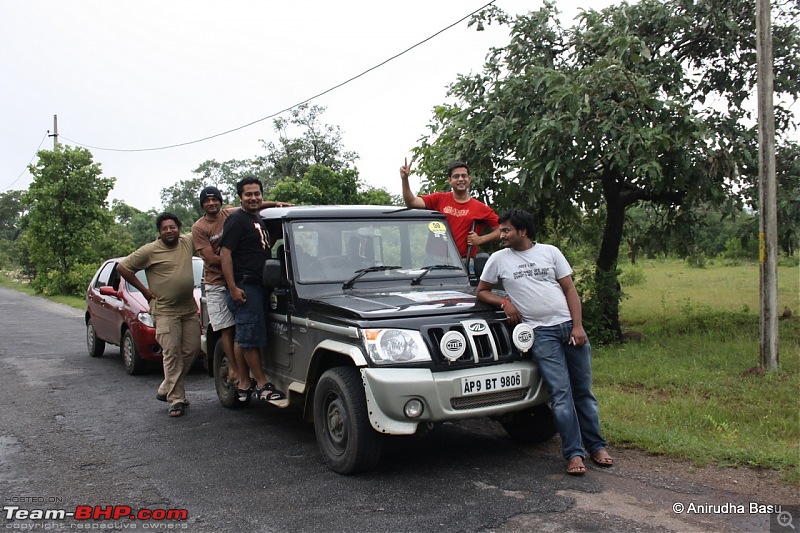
[428,221,447,236]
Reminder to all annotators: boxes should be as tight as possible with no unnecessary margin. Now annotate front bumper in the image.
[362,361,548,435]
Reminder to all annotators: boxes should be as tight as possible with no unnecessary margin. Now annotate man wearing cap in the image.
[191,184,291,395]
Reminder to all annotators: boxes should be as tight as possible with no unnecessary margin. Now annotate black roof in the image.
[258,205,447,222]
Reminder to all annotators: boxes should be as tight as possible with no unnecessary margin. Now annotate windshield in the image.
[289,219,464,284]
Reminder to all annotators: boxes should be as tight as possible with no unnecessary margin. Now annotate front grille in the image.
[450,388,527,410]
[424,319,519,369]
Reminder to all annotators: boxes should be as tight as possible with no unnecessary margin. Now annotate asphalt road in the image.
[0,286,795,532]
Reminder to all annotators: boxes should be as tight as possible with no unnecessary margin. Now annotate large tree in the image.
[414,0,800,341]
[261,103,359,183]
[0,190,24,241]
[162,105,394,215]
[23,146,115,294]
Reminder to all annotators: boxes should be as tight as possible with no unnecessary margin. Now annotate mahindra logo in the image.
[468,323,486,332]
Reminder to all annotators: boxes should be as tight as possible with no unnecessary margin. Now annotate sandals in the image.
[591,448,614,467]
[157,392,189,406]
[566,456,586,476]
[237,379,255,401]
[168,402,186,417]
[254,382,286,401]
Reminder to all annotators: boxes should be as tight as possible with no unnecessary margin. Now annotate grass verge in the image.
[0,273,84,309]
[597,259,800,484]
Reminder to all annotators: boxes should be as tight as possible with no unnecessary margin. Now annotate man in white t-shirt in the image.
[476,208,613,476]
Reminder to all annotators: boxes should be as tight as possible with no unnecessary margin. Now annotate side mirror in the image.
[262,258,284,288]
[473,253,489,279]
[99,286,119,298]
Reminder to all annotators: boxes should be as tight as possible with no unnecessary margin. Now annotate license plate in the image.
[460,370,523,396]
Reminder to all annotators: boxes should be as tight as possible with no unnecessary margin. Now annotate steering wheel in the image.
[306,255,352,279]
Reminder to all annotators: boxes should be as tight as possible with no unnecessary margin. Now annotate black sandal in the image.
[168,402,185,417]
[254,382,286,401]
[237,379,255,401]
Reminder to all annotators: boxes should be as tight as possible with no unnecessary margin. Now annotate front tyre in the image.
[501,403,557,444]
[314,367,382,475]
[213,337,250,408]
[122,330,146,375]
[86,319,105,357]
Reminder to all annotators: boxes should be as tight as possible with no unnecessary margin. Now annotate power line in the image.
[60,0,497,153]
[1,133,48,193]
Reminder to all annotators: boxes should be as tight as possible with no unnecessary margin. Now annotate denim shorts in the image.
[225,283,267,348]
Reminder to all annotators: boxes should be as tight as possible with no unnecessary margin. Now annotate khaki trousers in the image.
[155,313,201,405]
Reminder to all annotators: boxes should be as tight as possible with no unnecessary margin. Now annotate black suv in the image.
[201,205,555,474]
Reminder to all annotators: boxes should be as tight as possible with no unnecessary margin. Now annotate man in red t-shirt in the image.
[400,160,500,259]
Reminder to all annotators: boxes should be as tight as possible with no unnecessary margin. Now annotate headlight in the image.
[362,329,431,365]
[137,312,155,328]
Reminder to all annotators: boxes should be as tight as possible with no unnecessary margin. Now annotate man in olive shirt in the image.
[117,212,199,417]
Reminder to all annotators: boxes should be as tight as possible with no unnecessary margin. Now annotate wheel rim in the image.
[87,324,95,353]
[219,356,231,386]
[123,335,133,367]
[324,393,347,454]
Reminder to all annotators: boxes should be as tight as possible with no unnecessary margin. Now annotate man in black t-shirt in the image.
[220,177,285,402]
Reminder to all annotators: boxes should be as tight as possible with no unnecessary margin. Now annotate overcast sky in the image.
[1,0,618,211]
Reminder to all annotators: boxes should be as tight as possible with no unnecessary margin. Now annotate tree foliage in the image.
[159,104,395,217]
[0,190,24,241]
[261,103,359,183]
[268,165,395,206]
[414,0,800,342]
[22,146,116,294]
[111,200,159,248]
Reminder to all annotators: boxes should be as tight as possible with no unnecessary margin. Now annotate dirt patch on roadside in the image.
[495,440,798,532]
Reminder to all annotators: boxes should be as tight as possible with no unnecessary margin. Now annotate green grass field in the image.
[595,259,800,484]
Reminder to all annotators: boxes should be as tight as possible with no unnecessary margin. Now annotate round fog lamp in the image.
[512,323,534,352]
[404,399,424,419]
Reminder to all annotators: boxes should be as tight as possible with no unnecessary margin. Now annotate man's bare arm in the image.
[196,245,221,268]
[116,263,154,302]
[220,247,246,304]
[558,275,587,346]
[400,158,426,209]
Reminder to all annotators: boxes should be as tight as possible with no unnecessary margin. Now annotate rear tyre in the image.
[122,330,146,375]
[314,367,382,475]
[213,337,250,408]
[501,403,557,444]
[86,319,105,357]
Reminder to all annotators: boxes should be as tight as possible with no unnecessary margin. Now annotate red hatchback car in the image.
[85,256,204,375]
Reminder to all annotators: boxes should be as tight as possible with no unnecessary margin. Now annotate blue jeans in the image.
[226,282,267,348]
[532,321,607,460]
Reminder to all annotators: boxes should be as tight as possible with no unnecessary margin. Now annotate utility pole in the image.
[756,0,779,371]
[47,114,59,149]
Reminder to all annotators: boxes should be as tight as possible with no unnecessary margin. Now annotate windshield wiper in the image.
[342,265,401,289]
[410,264,463,286]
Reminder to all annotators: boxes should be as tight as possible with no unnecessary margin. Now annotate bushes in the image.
[31,263,97,296]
